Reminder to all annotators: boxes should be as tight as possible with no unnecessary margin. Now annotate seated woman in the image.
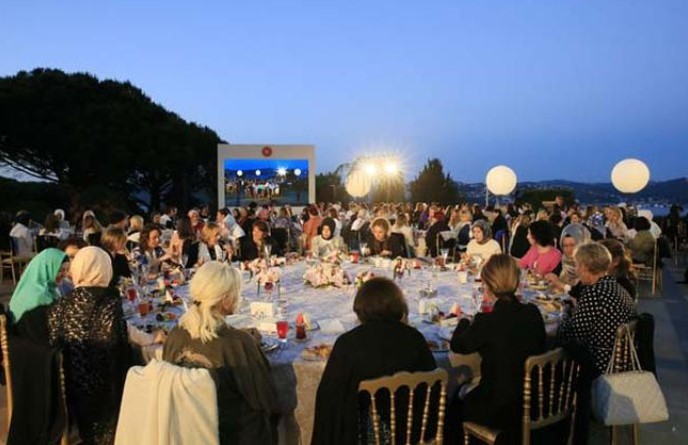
[169,216,200,268]
[598,238,637,300]
[132,224,172,274]
[518,220,562,276]
[8,248,69,343]
[239,220,280,261]
[310,217,346,258]
[391,212,416,256]
[38,212,64,243]
[605,206,629,242]
[558,242,637,376]
[509,213,532,259]
[126,215,144,249]
[198,222,233,264]
[163,262,276,444]
[424,211,450,258]
[48,246,131,445]
[100,227,132,286]
[448,254,546,442]
[312,277,436,445]
[366,217,407,258]
[545,223,591,292]
[463,219,502,264]
[81,211,103,245]
[302,205,322,252]
[627,216,655,266]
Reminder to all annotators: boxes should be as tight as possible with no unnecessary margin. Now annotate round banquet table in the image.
[126,258,562,445]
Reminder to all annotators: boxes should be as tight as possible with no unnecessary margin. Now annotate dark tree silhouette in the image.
[409,158,461,204]
[0,68,223,212]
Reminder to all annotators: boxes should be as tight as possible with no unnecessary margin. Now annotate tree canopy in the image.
[0,68,223,213]
[409,158,461,204]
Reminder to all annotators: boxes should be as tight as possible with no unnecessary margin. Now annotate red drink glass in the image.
[138,301,150,317]
[126,287,138,302]
[276,320,289,344]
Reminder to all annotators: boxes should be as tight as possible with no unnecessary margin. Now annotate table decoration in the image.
[303,262,352,288]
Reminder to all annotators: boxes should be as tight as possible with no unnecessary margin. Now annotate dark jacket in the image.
[366,232,408,258]
[312,320,436,445]
[109,252,132,286]
[450,299,546,435]
[425,220,450,257]
[238,236,281,261]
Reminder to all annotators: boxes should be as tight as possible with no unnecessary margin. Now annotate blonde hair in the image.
[129,215,144,232]
[100,227,127,253]
[180,262,242,343]
[574,242,612,275]
[480,254,520,299]
[201,222,221,244]
[370,217,391,235]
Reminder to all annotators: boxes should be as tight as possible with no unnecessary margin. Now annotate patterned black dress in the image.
[48,286,131,445]
[558,275,637,375]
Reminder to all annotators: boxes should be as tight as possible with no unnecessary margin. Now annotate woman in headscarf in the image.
[163,262,276,444]
[545,223,592,292]
[9,248,68,343]
[310,217,346,258]
[463,219,502,264]
[48,246,131,445]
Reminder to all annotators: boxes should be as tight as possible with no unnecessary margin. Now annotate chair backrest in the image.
[87,232,101,247]
[358,368,448,445]
[271,227,289,253]
[0,314,13,431]
[612,319,639,373]
[522,347,580,445]
[36,235,60,253]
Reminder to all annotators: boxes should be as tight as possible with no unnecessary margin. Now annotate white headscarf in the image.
[70,246,113,288]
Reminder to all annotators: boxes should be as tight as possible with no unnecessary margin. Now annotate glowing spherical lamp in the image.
[611,158,650,193]
[294,169,302,176]
[345,169,372,197]
[485,165,517,195]
[237,170,243,177]
[255,169,261,176]
[277,167,287,176]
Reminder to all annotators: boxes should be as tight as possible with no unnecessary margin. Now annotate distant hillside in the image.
[459,177,688,205]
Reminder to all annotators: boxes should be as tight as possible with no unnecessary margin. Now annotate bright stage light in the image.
[363,163,377,176]
[383,163,398,175]
[277,167,287,176]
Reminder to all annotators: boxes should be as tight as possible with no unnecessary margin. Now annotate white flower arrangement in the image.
[303,263,351,288]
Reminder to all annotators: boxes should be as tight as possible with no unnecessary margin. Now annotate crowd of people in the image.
[3,198,684,444]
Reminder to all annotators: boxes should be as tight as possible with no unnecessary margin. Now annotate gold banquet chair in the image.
[608,320,640,445]
[358,368,448,445]
[463,348,580,445]
[634,240,662,296]
[0,314,70,445]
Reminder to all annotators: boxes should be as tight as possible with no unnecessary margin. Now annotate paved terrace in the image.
[0,261,686,444]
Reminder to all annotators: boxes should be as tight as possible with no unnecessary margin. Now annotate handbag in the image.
[592,325,669,425]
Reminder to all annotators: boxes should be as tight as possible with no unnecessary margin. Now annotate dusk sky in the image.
[2,1,687,183]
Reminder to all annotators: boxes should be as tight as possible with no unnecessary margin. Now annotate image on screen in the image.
[224,158,309,207]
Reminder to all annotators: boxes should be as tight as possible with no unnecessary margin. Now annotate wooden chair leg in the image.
[632,423,639,445]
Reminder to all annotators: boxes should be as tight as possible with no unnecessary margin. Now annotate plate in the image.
[260,337,280,353]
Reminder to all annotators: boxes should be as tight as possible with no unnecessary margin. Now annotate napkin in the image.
[127,322,155,346]
[319,318,346,334]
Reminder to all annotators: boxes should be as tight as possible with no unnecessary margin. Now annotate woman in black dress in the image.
[312,277,436,445]
[48,246,131,445]
[448,254,546,443]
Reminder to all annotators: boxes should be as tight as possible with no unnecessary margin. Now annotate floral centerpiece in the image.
[303,262,352,288]
[355,269,376,288]
[321,250,348,265]
[393,257,411,280]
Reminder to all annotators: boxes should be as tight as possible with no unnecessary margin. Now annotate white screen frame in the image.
[217,144,316,208]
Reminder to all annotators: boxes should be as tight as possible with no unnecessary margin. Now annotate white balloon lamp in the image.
[611,158,650,193]
[486,165,518,195]
[345,169,372,198]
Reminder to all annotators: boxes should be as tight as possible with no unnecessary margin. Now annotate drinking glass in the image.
[440,248,449,265]
[472,289,484,314]
[276,320,289,347]
[264,244,272,259]
[359,242,368,259]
